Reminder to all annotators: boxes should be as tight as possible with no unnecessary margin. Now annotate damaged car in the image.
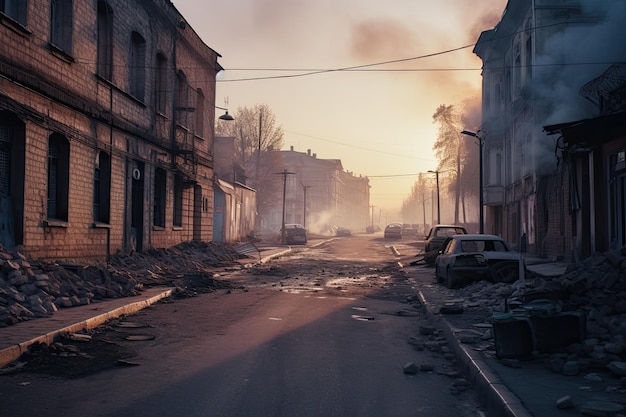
[435,234,524,288]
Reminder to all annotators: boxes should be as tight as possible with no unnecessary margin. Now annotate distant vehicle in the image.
[424,225,468,253]
[366,225,381,233]
[384,223,403,239]
[435,234,523,288]
[402,223,417,238]
[278,224,307,245]
[336,226,352,237]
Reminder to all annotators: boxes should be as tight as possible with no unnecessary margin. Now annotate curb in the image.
[0,288,173,369]
[417,290,534,417]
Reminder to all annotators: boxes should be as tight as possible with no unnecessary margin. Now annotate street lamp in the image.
[214,105,234,121]
[427,170,440,225]
[461,130,484,234]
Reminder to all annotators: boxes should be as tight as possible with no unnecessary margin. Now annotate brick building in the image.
[0,0,224,261]
[263,147,370,234]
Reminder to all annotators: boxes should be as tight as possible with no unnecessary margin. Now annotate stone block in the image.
[555,395,575,409]
[561,361,579,376]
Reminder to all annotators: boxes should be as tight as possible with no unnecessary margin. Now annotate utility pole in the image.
[302,184,311,228]
[256,108,263,184]
[276,169,295,244]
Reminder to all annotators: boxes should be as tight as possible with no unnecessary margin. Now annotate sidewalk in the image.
[0,246,291,369]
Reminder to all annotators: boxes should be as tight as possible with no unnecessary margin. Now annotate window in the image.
[93,151,111,223]
[176,71,190,128]
[155,53,167,113]
[130,31,146,100]
[195,89,204,138]
[47,133,70,221]
[51,0,72,52]
[0,124,11,198]
[1,0,27,26]
[173,173,183,227]
[96,1,113,80]
[153,168,166,227]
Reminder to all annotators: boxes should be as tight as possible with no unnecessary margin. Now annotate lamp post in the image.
[461,130,484,234]
[427,170,440,225]
[302,184,310,228]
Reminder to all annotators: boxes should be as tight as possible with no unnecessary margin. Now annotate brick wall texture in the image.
[0,0,221,261]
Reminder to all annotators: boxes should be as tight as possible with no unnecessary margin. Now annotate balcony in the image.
[484,184,504,206]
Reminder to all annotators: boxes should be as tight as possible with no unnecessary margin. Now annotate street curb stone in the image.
[418,290,534,417]
[0,288,173,368]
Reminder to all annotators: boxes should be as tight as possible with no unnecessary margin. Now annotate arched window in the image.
[153,168,166,227]
[94,151,111,223]
[155,53,168,114]
[47,133,70,221]
[51,0,73,52]
[97,1,113,80]
[130,31,146,100]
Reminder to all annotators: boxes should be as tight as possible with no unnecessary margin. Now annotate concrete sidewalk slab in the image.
[0,287,173,368]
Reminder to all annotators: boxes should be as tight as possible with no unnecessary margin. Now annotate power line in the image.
[285,131,436,161]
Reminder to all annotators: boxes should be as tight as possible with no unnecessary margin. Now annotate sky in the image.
[172,0,508,215]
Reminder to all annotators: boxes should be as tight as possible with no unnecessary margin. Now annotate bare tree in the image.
[216,104,284,187]
[215,104,285,232]
[401,172,434,235]
[432,104,467,224]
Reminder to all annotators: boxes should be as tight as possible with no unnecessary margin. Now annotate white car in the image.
[435,234,523,288]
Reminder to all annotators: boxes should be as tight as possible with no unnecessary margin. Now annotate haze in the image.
[172,0,508,216]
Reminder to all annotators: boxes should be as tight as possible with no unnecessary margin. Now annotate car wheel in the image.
[435,265,442,283]
[446,267,457,289]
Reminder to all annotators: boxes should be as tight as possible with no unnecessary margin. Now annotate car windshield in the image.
[459,239,508,252]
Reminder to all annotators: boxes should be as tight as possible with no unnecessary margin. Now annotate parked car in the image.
[424,224,468,252]
[336,226,352,237]
[384,223,403,239]
[435,234,523,288]
[402,223,417,238]
[277,224,307,245]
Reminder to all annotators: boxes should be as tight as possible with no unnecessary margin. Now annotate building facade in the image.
[263,148,370,235]
[213,136,256,243]
[0,0,223,261]
[472,0,623,259]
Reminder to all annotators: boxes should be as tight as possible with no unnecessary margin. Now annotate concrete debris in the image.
[555,395,575,409]
[403,362,418,374]
[580,400,625,416]
[607,361,626,376]
[0,241,248,327]
[449,249,626,369]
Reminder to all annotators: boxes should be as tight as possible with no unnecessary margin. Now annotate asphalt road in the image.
[0,234,484,417]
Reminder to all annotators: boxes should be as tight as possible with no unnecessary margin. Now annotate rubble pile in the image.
[456,249,626,371]
[0,241,250,327]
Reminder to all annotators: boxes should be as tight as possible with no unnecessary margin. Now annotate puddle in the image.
[280,287,324,294]
[351,315,375,321]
